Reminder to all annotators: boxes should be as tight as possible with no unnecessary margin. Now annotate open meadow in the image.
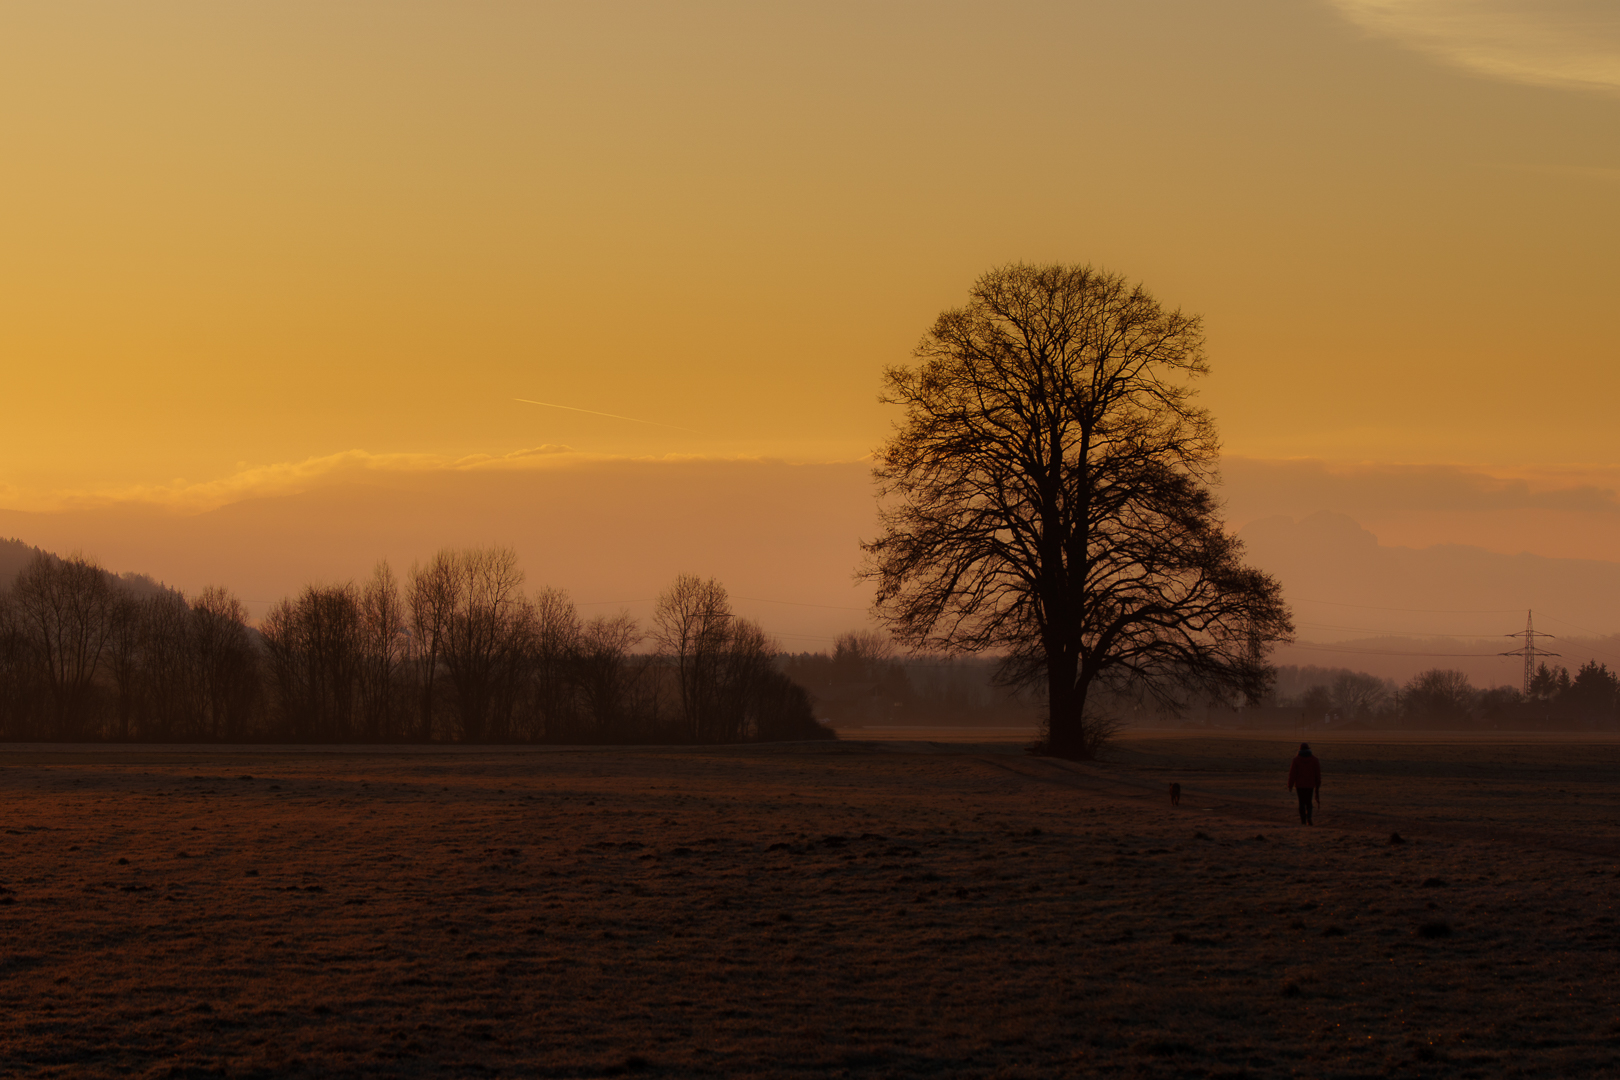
[0,734,1617,1079]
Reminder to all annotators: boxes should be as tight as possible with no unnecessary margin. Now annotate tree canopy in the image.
[862,262,1292,758]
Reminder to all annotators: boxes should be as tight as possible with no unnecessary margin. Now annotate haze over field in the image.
[5,458,1620,684]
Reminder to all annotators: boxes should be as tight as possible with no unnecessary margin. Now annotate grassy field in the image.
[0,734,1616,1078]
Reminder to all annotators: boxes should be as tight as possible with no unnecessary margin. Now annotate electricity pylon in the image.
[1502,610,1559,697]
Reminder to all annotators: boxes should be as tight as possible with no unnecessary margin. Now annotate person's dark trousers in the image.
[1296,787,1315,825]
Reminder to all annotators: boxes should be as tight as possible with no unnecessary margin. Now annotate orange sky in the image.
[2,1,1619,647]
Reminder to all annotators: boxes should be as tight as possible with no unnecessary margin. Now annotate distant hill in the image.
[0,537,179,601]
[4,473,1618,679]
[0,460,881,637]
[1239,512,1620,685]
[1239,512,1620,637]
[0,537,47,587]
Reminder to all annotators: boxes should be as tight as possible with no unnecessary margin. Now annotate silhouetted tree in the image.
[862,263,1292,758]
[1330,671,1391,719]
[437,547,528,742]
[1529,662,1569,702]
[571,612,642,741]
[139,591,198,740]
[749,668,833,741]
[1402,668,1475,727]
[1561,661,1618,727]
[484,595,537,743]
[406,554,457,740]
[10,553,117,738]
[1300,685,1334,723]
[105,591,146,741]
[714,618,776,742]
[262,584,364,740]
[653,574,734,741]
[358,562,409,741]
[191,585,259,740]
[525,588,575,739]
[0,589,46,738]
[834,629,894,664]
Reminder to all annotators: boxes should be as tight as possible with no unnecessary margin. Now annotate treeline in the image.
[1256,663,1620,730]
[779,629,1040,728]
[0,546,832,744]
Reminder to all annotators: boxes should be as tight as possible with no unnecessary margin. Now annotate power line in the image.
[1502,610,1559,696]
[734,595,869,611]
[1288,642,1507,658]
[1294,620,1513,638]
[1528,610,1620,641]
[1293,597,1522,615]
[1533,633,1620,667]
[574,595,869,611]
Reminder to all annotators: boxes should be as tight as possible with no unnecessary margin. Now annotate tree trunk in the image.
[1045,652,1085,757]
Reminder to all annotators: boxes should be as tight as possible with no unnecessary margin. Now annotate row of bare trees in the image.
[0,549,831,744]
[0,554,258,741]
[258,551,667,743]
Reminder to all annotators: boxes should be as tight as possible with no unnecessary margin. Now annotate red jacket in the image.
[1288,753,1321,790]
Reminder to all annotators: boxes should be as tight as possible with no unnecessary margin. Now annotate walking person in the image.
[1287,742,1321,825]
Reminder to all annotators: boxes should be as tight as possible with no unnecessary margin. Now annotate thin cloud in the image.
[10,447,823,515]
[513,397,701,433]
[1326,0,1620,93]
[1222,456,1620,519]
[22,447,582,515]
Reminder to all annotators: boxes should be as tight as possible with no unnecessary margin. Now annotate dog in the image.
[1169,782,1181,806]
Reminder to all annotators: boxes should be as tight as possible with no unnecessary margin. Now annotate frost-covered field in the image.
[0,736,1615,1078]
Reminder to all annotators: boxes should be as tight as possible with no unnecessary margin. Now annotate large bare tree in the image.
[862,263,1292,758]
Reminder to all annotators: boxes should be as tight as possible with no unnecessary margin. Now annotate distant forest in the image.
[0,540,832,745]
[1219,663,1620,731]
[783,648,1620,733]
[3,538,1613,741]
[780,630,1041,730]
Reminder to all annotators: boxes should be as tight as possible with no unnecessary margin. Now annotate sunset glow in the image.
[2,0,1617,642]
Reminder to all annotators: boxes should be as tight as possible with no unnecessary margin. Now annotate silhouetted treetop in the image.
[862,262,1292,759]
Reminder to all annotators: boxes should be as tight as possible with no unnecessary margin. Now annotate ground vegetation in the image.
[0,736,1614,1077]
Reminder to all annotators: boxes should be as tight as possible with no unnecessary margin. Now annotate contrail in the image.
[513,398,699,433]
